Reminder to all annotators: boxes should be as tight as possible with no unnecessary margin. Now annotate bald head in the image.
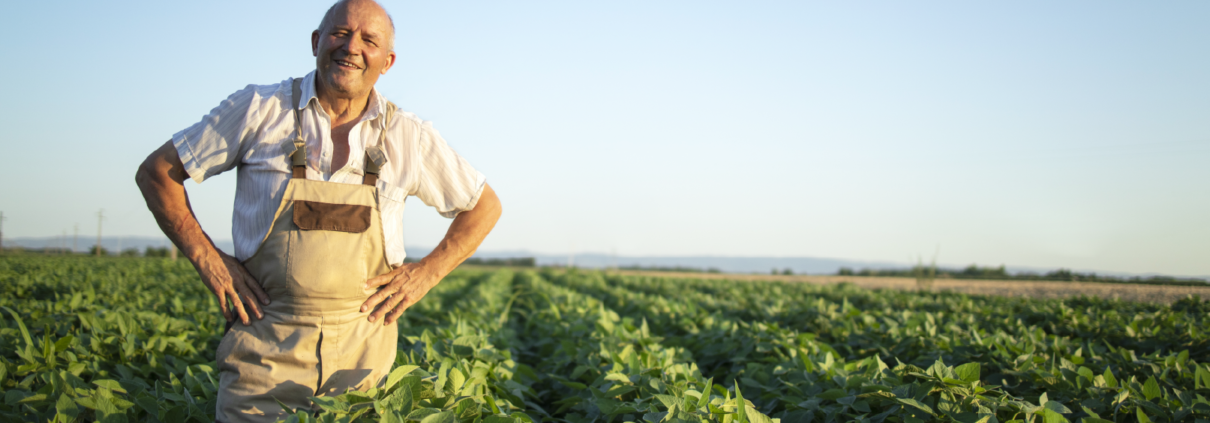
[311,0,397,100]
[318,0,395,51]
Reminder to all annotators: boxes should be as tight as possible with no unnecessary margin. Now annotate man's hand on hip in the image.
[197,250,270,325]
[362,263,438,325]
[360,183,501,326]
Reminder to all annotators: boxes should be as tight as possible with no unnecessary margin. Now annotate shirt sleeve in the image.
[410,122,487,218]
[171,85,262,184]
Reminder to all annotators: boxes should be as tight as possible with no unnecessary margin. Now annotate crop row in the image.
[4,258,1210,423]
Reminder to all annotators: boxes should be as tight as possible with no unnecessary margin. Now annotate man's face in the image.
[311,1,396,98]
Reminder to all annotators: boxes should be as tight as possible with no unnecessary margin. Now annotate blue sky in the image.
[1,1,1207,275]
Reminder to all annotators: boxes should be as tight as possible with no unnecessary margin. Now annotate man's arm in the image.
[135,140,269,325]
[362,184,502,325]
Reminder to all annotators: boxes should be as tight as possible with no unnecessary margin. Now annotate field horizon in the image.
[6,236,1207,280]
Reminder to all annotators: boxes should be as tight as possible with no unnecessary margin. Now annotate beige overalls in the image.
[215,78,398,423]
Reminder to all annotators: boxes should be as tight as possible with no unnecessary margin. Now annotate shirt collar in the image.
[299,70,387,124]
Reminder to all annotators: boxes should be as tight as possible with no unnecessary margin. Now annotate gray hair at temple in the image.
[317,0,397,51]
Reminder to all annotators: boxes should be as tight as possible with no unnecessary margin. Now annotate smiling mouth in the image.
[334,59,361,70]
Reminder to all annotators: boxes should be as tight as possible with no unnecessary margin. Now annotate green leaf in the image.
[380,410,406,423]
[734,382,747,423]
[557,380,587,390]
[655,395,680,409]
[896,398,935,416]
[744,405,775,423]
[1103,368,1118,389]
[434,361,451,398]
[643,412,668,423]
[387,383,413,416]
[1,307,33,349]
[406,408,442,421]
[509,411,533,423]
[1141,376,1161,400]
[602,384,635,398]
[1041,408,1068,423]
[1136,407,1152,423]
[698,378,713,410]
[93,379,128,394]
[384,365,420,392]
[955,363,980,383]
[55,394,80,420]
[605,373,632,384]
[1041,397,1072,414]
[309,396,350,414]
[420,411,457,423]
[1076,367,1094,382]
[1196,365,1210,390]
[816,389,848,400]
[485,396,501,415]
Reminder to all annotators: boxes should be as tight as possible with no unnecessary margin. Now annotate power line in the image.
[96,209,104,257]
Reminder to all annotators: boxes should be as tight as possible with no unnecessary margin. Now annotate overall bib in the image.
[215,78,397,423]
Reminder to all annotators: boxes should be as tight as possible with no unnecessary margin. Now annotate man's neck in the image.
[315,78,373,126]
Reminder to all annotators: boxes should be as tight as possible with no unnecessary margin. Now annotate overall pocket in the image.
[283,200,375,300]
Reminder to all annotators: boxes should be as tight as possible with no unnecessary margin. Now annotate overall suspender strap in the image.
[290,78,307,179]
[291,76,394,186]
[362,102,394,187]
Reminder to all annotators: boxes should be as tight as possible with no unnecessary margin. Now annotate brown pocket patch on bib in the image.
[292,200,371,233]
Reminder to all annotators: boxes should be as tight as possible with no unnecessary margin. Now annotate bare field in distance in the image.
[612,270,1210,304]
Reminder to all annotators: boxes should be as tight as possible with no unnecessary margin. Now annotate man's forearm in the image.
[417,184,502,276]
[135,141,224,265]
[137,141,267,323]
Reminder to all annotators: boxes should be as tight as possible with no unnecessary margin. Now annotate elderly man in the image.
[134,0,501,421]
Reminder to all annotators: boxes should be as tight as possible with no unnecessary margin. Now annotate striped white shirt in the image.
[172,71,486,266]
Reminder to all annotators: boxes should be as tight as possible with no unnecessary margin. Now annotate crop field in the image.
[2,257,1210,423]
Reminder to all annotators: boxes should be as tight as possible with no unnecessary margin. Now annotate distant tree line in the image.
[619,265,723,274]
[458,257,536,267]
[3,245,176,258]
[837,264,1208,286]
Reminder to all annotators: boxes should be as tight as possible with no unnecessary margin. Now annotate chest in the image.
[247,105,407,183]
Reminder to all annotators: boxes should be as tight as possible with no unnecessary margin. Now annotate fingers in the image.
[228,287,251,325]
[217,289,233,323]
[361,268,407,312]
[233,280,263,320]
[384,296,411,325]
[364,272,394,290]
[370,289,408,323]
[360,282,392,313]
[239,265,270,306]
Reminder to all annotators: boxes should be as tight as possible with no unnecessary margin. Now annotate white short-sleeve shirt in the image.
[172,71,486,266]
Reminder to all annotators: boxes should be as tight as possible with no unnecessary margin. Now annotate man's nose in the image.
[345,32,364,55]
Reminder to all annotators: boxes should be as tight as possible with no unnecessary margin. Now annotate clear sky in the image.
[1,1,1207,276]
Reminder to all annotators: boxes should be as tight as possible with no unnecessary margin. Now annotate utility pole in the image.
[73,224,79,254]
[96,209,104,257]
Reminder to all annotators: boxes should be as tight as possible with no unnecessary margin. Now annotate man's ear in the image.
[381,51,396,75]
[311,30,320,56]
